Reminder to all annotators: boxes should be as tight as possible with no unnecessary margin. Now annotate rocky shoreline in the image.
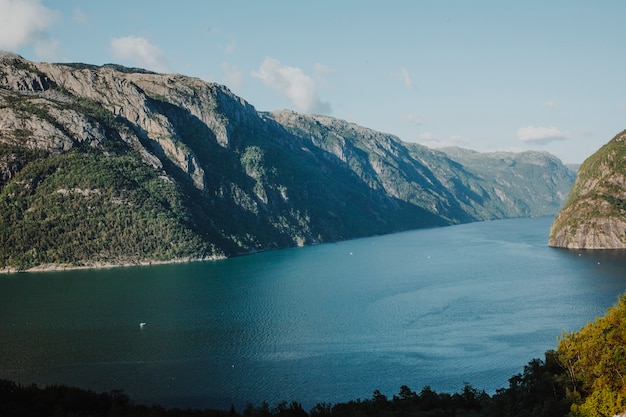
[0,255,226,274]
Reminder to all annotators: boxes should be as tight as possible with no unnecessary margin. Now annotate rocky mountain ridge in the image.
[0,53,576,270]
[549,130,626,249]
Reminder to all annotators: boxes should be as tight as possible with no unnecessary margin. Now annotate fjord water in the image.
[2,216,626,410]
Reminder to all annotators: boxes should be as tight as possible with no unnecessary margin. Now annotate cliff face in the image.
[269,111,576,222]
[0,54,576,270]
[549,130,626,249]
[437,147,575,219]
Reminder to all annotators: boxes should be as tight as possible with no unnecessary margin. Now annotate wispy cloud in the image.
[0,0,58,57]
[418,132,470,149]
[221,61,244,90]
[418,132,435,142]
[401,67,414,89]
[314,62,334,75]
[72,8,88,25]
[314,62,335,91]
[392,67,415,89]
[403,113,424,127]
[220,39,237,54]
[542,100,557,111]
[252,57,331,114]
[517,126,569,145]
[110,36,169,73]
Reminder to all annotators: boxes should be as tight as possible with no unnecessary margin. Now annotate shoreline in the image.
[0,255,227,274]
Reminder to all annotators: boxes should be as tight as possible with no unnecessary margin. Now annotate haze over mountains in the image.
[0,53,576,271]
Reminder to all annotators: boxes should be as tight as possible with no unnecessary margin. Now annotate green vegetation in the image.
[558,295,626,416]
[568,131,626,216]
[0,55,578,269]
[0,357,571,417]
[0,150,216,270]
[550,130,626,246]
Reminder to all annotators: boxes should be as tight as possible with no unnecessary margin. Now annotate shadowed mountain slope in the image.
[0,53,575,270]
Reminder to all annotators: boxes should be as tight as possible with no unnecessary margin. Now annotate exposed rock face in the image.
[1,55,260,191]
[549,130,626,249]
[437,147,575,219]
[270,110,576,223]
[0,54,577,269]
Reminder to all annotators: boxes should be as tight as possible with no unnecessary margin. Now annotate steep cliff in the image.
[549,130,626,249]
[0,54,575,270]
[269,112,576,222]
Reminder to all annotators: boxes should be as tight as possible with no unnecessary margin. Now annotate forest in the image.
[3,294,626,417]
[0,148,219,271]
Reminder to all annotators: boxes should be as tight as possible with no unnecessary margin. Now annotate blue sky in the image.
[1,0,625,164]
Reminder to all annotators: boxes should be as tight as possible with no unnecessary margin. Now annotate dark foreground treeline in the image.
[0,351,571,417]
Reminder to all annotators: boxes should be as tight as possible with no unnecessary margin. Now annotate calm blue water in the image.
[1,216,626,410]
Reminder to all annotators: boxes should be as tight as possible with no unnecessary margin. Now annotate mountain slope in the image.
[269,112,576,222]
[557,294,626,415]
[0,54,575,270]
[439,147,576,218]
[549,130,626,248]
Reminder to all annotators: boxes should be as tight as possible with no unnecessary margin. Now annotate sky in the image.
[1,0,625,164]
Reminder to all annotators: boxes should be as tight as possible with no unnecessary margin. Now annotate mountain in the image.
[438,146,575,218]
[0,53,575,271]
[549,130,626,248]
[271,116,576,221]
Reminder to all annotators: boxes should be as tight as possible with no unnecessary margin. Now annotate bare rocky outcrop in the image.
[33,62,209,190]
[0,54,263,191]
[549,130,626,248]
[550,215,626,248]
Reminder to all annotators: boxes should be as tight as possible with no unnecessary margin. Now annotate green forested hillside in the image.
[558,295,626,416]
[0,54,575,270]
[549,130,626,248]
[0,150,218,270]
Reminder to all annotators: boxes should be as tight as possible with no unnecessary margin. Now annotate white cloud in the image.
[252,57,331,114]
[392,67,415,89]
[0,0,58,55]
[517,126,569,145]
[110,36,169,73]
[400,67,414,89]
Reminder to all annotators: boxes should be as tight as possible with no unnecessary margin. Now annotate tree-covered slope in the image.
[0,53,575,271]
[557,294,626,416]
[549,130,626,248]
[0,151,219,270]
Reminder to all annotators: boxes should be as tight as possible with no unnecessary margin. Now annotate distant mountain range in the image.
[550,130,626,249]
[0,53,576,271]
